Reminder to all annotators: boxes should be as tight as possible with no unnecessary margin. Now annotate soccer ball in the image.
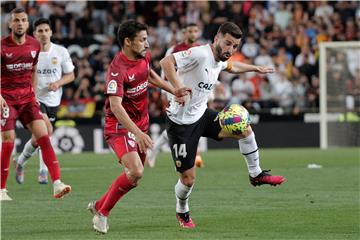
[218,104,251,135]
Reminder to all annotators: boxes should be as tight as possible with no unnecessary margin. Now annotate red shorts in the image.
[1,100,43,131]
[105,132,146,164]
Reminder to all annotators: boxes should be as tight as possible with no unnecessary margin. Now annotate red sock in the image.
[37,135,60,182]
[97,172,135,216]
[1,142,14,189]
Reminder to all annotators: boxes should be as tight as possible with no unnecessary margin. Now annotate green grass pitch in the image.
[1,148,359,240]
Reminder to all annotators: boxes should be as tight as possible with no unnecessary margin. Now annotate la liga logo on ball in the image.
[218,104,251,135]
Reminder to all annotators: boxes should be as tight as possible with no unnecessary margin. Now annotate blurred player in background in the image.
[15,18,75,185]
[147,23,204,168]
[86,20,191,234]
[0,8,71,201]
[160,22,285,228]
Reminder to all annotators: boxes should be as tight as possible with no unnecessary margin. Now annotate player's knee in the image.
[1,133,15,142]
[181,174,195,187]
[128,167,144,185]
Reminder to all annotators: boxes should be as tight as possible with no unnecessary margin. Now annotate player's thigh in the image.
[106,133,144,165]
[1,104,17,134]
[166,118,200,173]
[18,101,44,132]
[201,108,223,140]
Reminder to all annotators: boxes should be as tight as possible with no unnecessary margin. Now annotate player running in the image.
[14,18,75,185]
[86,20,191,234]
[1,8,71,201]
[160,22,286,228]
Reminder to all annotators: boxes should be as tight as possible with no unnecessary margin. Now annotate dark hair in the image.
[11,7,26,15]
[33,18,51,30]
[185,23,198,29]
[117,20,148,47]
[217,22,242,39]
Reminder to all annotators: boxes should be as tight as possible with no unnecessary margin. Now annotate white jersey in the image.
[36,43,75,107]
[167,44,228,124]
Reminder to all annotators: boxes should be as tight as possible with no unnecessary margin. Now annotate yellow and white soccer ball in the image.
[218,104,251,135]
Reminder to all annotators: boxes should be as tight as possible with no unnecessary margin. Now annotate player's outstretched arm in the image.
[0,95,8,113]
[148,69,191,101]
[226,61,275,74]
[109,96,153,153]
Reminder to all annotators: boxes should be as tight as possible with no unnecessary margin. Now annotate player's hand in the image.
[256,66,275,74]
[174,87,192,98]
[0,95,9,114]
[48,82,60,91]
[135,131,154,153]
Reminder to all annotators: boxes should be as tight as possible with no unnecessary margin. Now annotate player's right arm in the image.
[109,96,153,153]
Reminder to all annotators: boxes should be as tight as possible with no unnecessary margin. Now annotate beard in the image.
[13,31,25,38]
[215,44,229,61]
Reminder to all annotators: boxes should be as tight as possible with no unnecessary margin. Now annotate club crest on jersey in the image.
[180,50,192,58]
[107,80,117,94]
[128,74,135,82]
[31,51,37,58]
[51,57,58,65]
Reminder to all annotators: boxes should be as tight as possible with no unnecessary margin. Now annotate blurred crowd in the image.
[1,1,359,120]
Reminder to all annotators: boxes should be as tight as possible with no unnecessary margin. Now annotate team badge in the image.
[128,74,135,82]
[107,80,117,94]
[127,139,136,148]
[31,51,37,58]
[51,57,58,65]
[175,160,182,168]
[180,50,192,58]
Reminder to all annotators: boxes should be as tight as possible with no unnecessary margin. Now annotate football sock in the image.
[1,142,14,189]
[17,139,37,166]
[238,131,262,178]
[175,179,193,213]
[97,172,135,216]
[37,135,60,182]
[39,150,49,172]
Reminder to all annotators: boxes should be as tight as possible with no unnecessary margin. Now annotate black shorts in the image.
[39,102,58,123]
[166,108,222,173]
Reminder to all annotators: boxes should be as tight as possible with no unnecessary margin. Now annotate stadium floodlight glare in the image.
[319,41,360,149]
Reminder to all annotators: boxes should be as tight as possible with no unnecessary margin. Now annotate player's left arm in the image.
[32,64,38,95]
[225,61,274,74]
[148,69,191,98]
[48,72,75,92]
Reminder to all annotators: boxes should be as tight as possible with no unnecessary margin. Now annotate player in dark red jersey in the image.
[86,20,191,234]
[0,8,71,201]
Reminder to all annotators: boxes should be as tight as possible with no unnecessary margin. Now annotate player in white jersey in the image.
[160,22,286,228]
[15,18,75,184]
[147,23,204,168]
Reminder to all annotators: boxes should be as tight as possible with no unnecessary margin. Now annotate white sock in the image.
[238,131,262,178]
[53,180,61,186]
[38,150,49,173]
[175,179,193,213]
[148,130,169,162]
[17,140,37,166]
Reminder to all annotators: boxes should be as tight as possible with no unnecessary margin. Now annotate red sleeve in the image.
[105,60,126,97]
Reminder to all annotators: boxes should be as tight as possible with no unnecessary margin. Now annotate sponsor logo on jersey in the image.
[51,57,58,65]
[180,50,192,58]
[37,68,57,74]
[128,74,135,82]
[6,62,33,71]
[111,72,119,77]
[197,82,215,90]
[31,51,37,58]
[126,81,148,95]
[107,80,117,94]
